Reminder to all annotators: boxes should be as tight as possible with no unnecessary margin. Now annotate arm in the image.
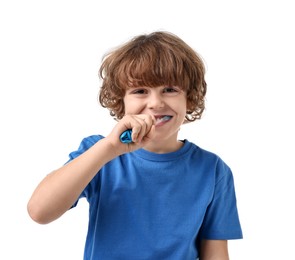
[199,240,229,260]
[27,114,155,224]
[27,138,117,224]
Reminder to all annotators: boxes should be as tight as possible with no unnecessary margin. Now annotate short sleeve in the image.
[199,160,243,240]
[67,135,103,208]
[67,135,103,162]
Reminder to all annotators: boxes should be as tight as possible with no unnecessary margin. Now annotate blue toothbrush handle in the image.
[120,129,133,143]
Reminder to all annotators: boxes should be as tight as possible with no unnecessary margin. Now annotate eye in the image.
[131,88,148,95]
[163,87,177,93]
[163,86,181,94]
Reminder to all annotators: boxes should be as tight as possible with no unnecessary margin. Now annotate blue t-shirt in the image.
[69,135,242,260]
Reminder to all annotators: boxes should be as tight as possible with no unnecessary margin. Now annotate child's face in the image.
[123,85,187,146]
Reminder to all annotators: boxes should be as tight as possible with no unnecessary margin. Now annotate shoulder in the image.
[186,140,233,179]
[68,134,105,160]
[187,140,225,165]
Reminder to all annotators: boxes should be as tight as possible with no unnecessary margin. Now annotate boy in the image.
[27,31,242,259]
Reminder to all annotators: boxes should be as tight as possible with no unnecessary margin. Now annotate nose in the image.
[147,91,164,109]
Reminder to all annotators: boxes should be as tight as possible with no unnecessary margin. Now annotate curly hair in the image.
[98,31,207,122]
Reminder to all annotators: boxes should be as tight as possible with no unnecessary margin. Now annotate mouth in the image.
[155,115,173,126]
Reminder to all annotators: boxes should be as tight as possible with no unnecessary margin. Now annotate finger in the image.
[131,117,147,143]
[120,114,154,143]
[134,115,157,142]
[143,114,155,129]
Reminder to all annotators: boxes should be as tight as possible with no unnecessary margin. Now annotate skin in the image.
[200,240,229,260]
[27,85,229,259]
[123,85,187,153]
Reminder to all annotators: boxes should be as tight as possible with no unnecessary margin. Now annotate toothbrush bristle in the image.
[163,115,172,121]
[155,115,172,125]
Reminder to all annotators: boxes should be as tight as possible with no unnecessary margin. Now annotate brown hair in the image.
[99,31,207,122]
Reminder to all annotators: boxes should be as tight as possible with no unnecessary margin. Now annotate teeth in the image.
[155,115,172,125]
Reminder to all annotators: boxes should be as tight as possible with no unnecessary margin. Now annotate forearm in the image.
[27,138,117,224]
[27,115,155,224]
[200,240,229,260]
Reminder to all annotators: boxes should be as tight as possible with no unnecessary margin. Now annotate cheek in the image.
[180,98,188,112]
[123,98,144,115]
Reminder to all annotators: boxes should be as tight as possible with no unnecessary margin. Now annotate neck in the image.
[143,140,184,154]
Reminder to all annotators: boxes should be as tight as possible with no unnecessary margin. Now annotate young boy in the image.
[27,31,243,259]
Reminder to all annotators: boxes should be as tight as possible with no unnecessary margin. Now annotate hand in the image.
[105,114,156,155]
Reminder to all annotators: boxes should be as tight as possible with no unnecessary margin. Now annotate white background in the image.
[1,0,294,259]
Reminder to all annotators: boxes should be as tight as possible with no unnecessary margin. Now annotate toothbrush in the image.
[120,129,133,143]
[119,116,172,143]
